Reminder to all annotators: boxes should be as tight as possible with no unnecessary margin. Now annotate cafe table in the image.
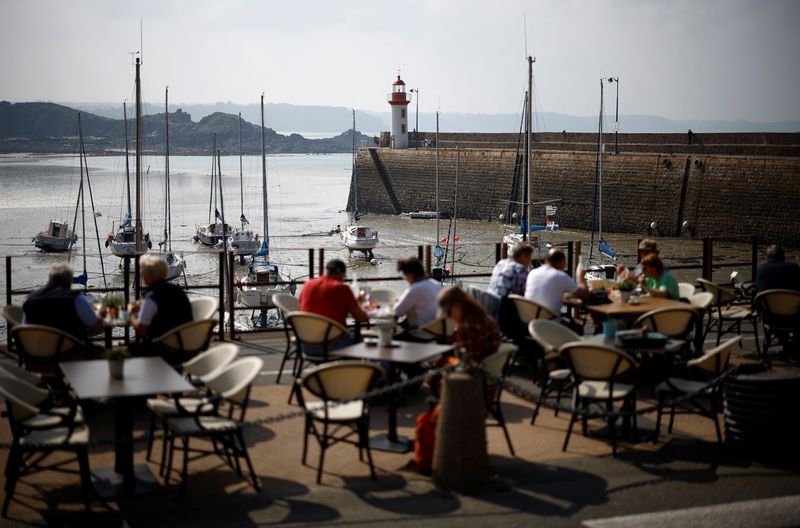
[586,295,691,322]
[60,357,194,498]
[330,340,453,453]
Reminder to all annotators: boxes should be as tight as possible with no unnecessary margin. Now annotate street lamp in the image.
[607,77,619,155]
[409,88,419,149]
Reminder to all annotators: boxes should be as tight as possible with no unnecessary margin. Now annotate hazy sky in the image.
[1,0,799,122]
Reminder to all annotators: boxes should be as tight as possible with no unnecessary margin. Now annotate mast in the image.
[435,110,440,246]
[79,113,108,288]
[208,135,216,225]
[217,149,228,254]
[352,109,357,214]
[451,147,459,278]
[525,55,534,242]
[599,78,604,252]
[238,112,244,227]
[165,86,171,252]
[260,94,269,261]
[123,101,131,216]
[134,57,143,253]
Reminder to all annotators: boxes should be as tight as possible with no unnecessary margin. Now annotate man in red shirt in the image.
[299,259,368,354]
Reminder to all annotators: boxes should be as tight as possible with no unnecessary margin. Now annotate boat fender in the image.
[370,259,378,266]
[235,277,243,290]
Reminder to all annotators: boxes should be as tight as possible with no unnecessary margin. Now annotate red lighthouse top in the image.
[388,75,410,106]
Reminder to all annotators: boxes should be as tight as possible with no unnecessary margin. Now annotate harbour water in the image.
[0,152,784,340]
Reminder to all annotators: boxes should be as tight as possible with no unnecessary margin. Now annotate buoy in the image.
[370,259,378,265]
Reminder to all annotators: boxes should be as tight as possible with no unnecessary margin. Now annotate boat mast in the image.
[526,55,534,242]
[599,78,604,254]
[352,109,357,215]
[435,110,440,248]
[78,113,108,288]
[260,93,269,261]
[123,101,131,217]
[165,86,171,252]
[451,147,459,278]
[238,112,244,228]
[208,135,216,225]
[134,57,143,253]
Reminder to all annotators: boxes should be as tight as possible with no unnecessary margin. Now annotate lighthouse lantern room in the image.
[387,75,410,149]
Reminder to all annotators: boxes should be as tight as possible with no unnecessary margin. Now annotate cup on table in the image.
[602,320,618,338]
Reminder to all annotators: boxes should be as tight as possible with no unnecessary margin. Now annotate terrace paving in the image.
[0,331,798,527]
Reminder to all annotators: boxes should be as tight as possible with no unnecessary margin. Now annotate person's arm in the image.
[393,288,414,317]
[343,287,369,323]
[350,303,369,323]
[131,298,157,336]
[566,270,590,302]
[639,276,669,298]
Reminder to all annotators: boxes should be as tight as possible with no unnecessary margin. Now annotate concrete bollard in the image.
[432,371,490,490]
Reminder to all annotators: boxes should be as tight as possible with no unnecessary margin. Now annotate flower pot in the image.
[109,358,125,380]
[619,291,631,303]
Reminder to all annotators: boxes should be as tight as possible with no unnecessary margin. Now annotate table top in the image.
[60,357,193,400]
[586,296,691,318]
[330,341,453,364]
[583,333,685,355]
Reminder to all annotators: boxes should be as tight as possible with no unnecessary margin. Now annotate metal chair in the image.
[0,375,91,517]
[678,282,696,300]
[560,343,639,457]
[151,319,216,367]
[480,343,517,455]
[654,337,741,445]
[508,295,557,380]
[296,360,384,483]
[754,289,800,358]
[697,278,759,354]
[10,325,86,391]
[189,296,219,321]
[420,317,456,344]
[527,320,579,425]
[163,357,263,498]
[273,293,301,384]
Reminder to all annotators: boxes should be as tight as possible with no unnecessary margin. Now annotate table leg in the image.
[104,326,113,350]
[368,362,413,453]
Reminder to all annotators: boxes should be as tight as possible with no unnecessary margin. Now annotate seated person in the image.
[298,259,368,355]
[129,254,193,340]
[22,263,103,348]
[437,286,502,365]
[524,248,590,318]
[617,238,662,280]
[756,245,800,292]
[393,257,441,342]
[639,254,679,300]
[488,242,533,298]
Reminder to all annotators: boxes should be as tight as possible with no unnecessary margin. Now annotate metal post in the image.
[218,251,225,341]
[574,241,582,276]
[751,235,758,283]
[425,245,432,276]
[702,237,713,281]
[228,251,235,341]
[318,248,325,277]
[495,243,502,263]
[567,241,574,277]
[308,249,315,279]
[134,253,141,300]
[418,245,424,261]
[5,256,11,306]
[123,257,130,344]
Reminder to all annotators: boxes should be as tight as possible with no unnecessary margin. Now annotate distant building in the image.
[388,75,410,149]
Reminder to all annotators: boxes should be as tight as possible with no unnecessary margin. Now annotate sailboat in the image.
[237,94,294,315]
[155,86,186,282]
[195,135,231,247]
[107,101,142,257]
[586,77,618,280]
[228,113,259,258]
[342,109,378,259]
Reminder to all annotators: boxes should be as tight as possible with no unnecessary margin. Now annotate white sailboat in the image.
[107,101,142,257]
[342,109,378,259]
[237,94,294,315]
[194,135,231,247]
[228,113,259,258]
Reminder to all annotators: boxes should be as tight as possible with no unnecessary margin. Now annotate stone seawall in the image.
[353,146,800,247]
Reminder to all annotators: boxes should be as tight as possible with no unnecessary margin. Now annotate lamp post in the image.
[607,77,619,155]
[410,88,419,149]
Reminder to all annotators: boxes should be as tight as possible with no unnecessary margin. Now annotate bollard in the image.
[432,371,490,490]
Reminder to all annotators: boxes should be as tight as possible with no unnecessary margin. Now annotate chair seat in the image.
[20,424,89,447]
[656,377,709,395]
[549,369,571,381]
[22,406,85,429]
[167,416,239,436]
[306,400,365,422]
[711,307,753,320]
[148,397,215,417]
[578,380,634,400]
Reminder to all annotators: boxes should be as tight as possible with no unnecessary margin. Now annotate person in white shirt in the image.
[525,248,589,317]
[393,257,442,342]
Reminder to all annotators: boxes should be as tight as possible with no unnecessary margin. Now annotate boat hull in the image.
[34,234,75,253]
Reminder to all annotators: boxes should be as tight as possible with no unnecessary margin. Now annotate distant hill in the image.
[0,101,373,154]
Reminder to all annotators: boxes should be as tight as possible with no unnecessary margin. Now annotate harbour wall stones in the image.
[353,137,800,246]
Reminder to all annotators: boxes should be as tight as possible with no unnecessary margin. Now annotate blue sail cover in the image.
[252,239,269,258]
[72,271,88,286]
[215,208,222,220]
[355,210,366,221]
[120,213,132,227]
[599,238,617,260]
[240,213,249,225]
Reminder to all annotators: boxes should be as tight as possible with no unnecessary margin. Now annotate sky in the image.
[1,0,799,122]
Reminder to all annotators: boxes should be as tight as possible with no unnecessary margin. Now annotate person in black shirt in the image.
[755,245,800,292]
[129,255,192,339]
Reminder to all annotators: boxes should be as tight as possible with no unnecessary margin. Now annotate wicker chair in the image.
[10,325,86,391]
[189,296,219,321]
[527,320,579,425]
[420,317,456,344]
[697,278,759,354]
[480,343,518,455]
[151,319,216,367]
[754,289,800,358]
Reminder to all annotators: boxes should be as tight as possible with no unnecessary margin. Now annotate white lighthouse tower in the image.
[388,74,410,149]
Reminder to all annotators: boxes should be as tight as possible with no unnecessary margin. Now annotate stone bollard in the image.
[432,371,490,490]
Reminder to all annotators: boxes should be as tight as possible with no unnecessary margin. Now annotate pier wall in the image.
[354,144,800,246]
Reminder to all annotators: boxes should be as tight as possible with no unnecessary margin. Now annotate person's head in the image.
[640,254,664,278]
[139,254,168,286]
[324,259,347,281]
[509,243,534,268]
[437,285,486,324]
[545,248,568,271]
[638,239,659,260]
[766,245,786,263]
[47,263,74,288]
[397,257,425,283]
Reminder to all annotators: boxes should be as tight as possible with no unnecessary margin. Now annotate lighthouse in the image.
[388,74,410,149]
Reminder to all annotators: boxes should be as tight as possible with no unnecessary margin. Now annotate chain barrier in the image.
[0,364,456,451]
[473,363,740,421]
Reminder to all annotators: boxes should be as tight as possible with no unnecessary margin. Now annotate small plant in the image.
[617,279,637,292]
[102,294,125,310]
[106,346,131,361]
